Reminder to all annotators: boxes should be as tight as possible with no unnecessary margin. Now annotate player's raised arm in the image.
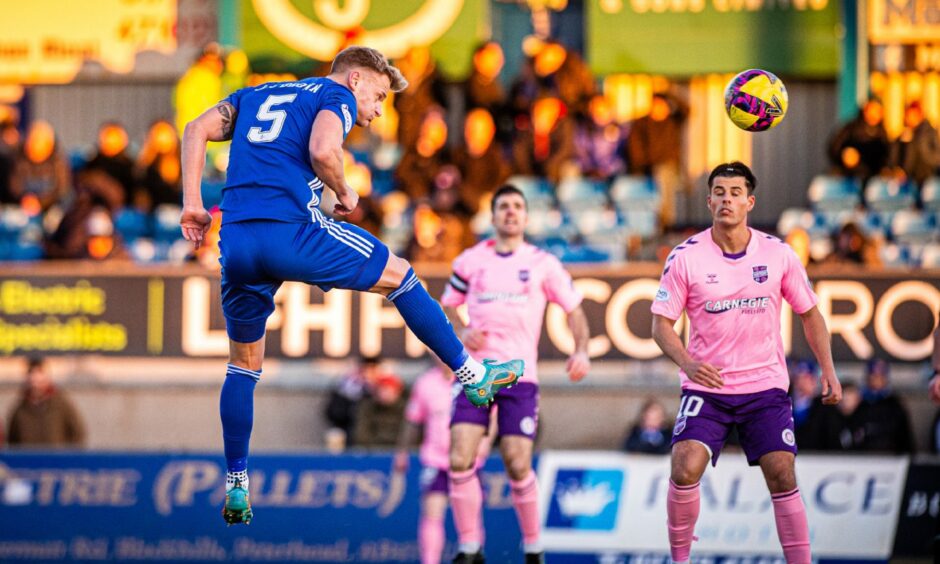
[309,111,358,215]
[180,101,237,248]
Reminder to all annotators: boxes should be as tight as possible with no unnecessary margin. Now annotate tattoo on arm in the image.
[216,103,237,140]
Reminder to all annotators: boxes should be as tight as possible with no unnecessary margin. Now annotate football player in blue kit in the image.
[179,46,523,525]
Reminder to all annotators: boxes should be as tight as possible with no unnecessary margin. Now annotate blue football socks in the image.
[387,268,468,371]
[220,364,260,474]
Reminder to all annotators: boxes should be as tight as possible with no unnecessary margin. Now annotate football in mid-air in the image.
[724,69,788,132]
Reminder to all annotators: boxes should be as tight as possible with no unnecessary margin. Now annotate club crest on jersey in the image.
[341,104,352,133]
[519,269,530,282]
[752,265,768,284]
[673,416,687,435]
[706,273,718,284]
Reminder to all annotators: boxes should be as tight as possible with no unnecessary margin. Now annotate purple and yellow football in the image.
[724,69,788,132]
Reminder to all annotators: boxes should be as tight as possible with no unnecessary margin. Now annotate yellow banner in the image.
[0,0,176,84]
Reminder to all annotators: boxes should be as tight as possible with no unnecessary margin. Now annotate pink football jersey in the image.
[405,367,462,470]
[650,228,818,394]
[441,241,583,384]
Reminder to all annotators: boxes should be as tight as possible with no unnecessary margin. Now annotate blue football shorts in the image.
[218,219,389,342]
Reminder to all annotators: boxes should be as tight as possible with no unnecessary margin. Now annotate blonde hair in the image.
[331,46,408,92]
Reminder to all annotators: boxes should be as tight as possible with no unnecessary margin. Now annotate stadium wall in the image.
[0,382,936,453]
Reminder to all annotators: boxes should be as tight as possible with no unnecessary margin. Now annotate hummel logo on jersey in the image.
[341,104,352,133]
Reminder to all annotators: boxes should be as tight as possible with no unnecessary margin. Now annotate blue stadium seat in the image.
[610,174,660,212]
[921,243,940,268]
[879,243,914,267]
[201,177,225,208]
[153,204,184,243]
[554,244,611,264]
[129,238,158,263]
[890,210,937,244]
[526,207,564,240]
[557,177,608,213]
[114,208,152,243]
[776,208,813,237]
[922,176,940,211]
[864,177,916,211]
[0,205,29,237]
[813,210,855,235]
[807,175,861,211]
[9,220,44,261]
[506,175,554,210]
[620,209,658,239]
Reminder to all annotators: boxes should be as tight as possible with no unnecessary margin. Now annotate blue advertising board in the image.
[0,452,523,563]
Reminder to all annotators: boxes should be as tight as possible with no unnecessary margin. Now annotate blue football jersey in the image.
[220,77,357,224]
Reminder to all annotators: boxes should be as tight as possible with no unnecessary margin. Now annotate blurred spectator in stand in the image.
[508,56,540,133]
[622,398,671,454]
[821,221,881,266]
[7,357,85,447]
[800,381,863,451]
[628,92,688,230]
[394,46,446,150]
[512,95,574,183]
[534,39,595,116]
[464,42,506,111]
[855,358,914,454]
[82,122,136,205]
[888,101,940,190]
[135,120,182,211]
[574,95,627,180]
[396,106,449,200]
[0,106,20,204]
[354,373,407,448]
[324,355,385,449]
[409,169,474,264]
[789,360,818,446]
[452,108,509,214]
[45,166,127,260]
[827,99,890,187]
[10,120,70,213]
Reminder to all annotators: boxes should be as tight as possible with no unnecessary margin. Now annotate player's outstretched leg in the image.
[385,266,522,405]
[220,363,259,525]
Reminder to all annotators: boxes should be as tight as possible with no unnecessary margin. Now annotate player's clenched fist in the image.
[566,351,590,382]
[681,360,724,389]
[333,187,359,216]
[820,371,842,405]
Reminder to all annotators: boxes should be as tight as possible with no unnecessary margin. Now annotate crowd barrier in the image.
[0,451,934,563]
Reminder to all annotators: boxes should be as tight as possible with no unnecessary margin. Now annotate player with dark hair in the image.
[179,46,523,526]
[443,184,591,563]
[651,161,842,564]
